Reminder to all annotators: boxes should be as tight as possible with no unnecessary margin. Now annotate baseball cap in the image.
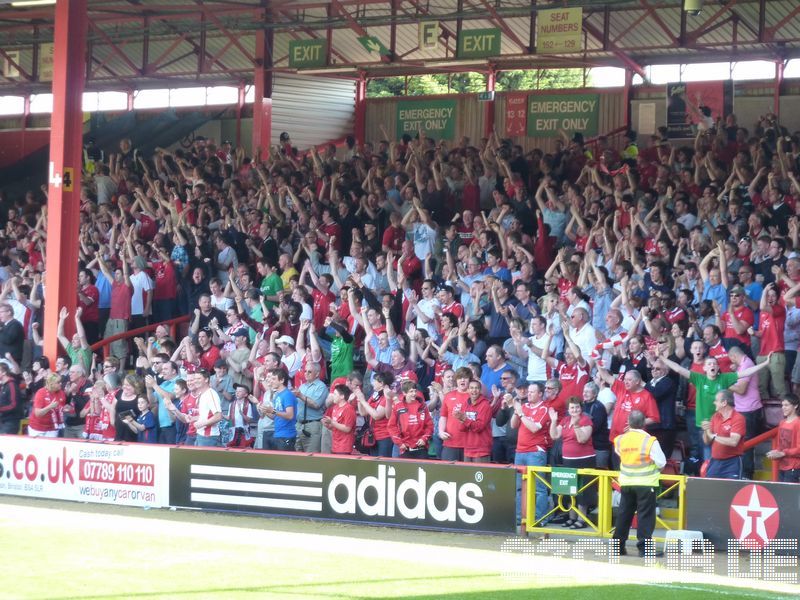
[233,383,251,394]
[275,335,295,346]
[729,285,745,295]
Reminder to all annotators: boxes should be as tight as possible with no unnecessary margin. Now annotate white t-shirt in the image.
[412,222,437,261]
[414,297,441,337]
[524,333,552,382]
[197,388,222,437]
[569,323,597,362]
[129,270,153,316]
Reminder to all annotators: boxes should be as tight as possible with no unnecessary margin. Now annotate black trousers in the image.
[613,485,657,552]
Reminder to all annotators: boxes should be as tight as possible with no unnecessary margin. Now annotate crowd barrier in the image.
[522,466,687,542]
[0,436,517,534]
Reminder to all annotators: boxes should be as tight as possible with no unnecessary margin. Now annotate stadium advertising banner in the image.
[527,94,599,138]
[686,478,798,549]
[0,436,170,508]
[396,99,457,141]
[169,448,517,533]
[666,81,725,138]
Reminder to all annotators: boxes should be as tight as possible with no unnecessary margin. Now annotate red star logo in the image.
[728,484,780,549]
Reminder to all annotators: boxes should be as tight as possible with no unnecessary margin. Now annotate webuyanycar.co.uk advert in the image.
[0,436,169,507]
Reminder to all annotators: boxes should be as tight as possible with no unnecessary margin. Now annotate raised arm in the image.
[659,353,690,379]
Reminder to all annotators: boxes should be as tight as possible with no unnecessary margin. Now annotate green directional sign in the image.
[551,467,579,495]
[288,39,327,69]
[458,28,501,59]
[527,93,599,137]
[358,35,390,56]
[396,99,457,141]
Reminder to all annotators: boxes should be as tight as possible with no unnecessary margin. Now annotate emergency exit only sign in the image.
[527,93,599,137]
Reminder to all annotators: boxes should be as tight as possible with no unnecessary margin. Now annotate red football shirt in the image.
[441,390,469,448]
[721,306,754,346]
[515,401,551,453]
[608,379,660,442]
[710,410,746,460]
[758,303,786,355]
[330,401,356,454]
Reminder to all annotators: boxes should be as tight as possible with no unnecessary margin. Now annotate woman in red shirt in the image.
[355,372,393,457]
[549,397,595,529]
[28,374,67,437]
[766,395,800,483]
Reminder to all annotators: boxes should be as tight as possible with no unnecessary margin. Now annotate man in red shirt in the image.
[191,330,221,372]
[300,262,336,333]
[317,208,342,254]
[322,384,356,455]
[439,367,470,462]
[165,373,200,446]
[511,382,552,525]
[77,268,100,345]
[703,390,746,479]
[754,282,787,398]
[703,325,733,372]
[151,245,178,323]
[597,367,660,466]
[455,380,493,462]
[98,255,132,363]
[387,380,433,459]
[721,285,754,349]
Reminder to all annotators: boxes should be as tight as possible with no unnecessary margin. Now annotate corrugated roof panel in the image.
[204,34,256,72]
[91,41,143,78]
[271,73,354,147]
[143,39,200,76]
[767,0,800,41]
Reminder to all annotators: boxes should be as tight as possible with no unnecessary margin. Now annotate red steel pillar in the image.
[354,73,367,147]
[774,60,784,117]
[252,27,274,158]
[43,0,88,362]
[624,68,634,131]
[483,67,496,138]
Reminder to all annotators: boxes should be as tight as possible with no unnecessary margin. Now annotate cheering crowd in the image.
[0,112,799,496]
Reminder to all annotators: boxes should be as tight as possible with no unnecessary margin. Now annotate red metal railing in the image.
[90,315,190,359]
[742,427,779,482]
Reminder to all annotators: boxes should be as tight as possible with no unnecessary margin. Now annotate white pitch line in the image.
[0,502,797,598]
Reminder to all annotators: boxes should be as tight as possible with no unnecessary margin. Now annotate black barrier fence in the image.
[169,448,517,534]
[686,478,798,549]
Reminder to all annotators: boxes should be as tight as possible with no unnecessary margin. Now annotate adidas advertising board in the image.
[169,449,516,533]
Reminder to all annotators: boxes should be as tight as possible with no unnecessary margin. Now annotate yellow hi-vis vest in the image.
[615,429,661,487]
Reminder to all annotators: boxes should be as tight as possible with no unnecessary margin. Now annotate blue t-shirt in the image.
[137,411,157,444]
[273,388,298,439]
[701,280,728,312]
[483,266,512,282]
[154,377,178,429]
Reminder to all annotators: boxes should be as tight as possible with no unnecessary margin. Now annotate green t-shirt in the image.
[330,336,354,381]
[260,273,283,308]
[67,345,93,374]
[248,304,264,345]
[689,371,738,426]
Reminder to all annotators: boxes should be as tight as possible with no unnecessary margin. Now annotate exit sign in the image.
[288,39,327,69]
[477,91,495,102]
[457,28,502,59]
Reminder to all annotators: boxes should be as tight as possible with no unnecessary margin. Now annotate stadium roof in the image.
[0,0,798,92]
